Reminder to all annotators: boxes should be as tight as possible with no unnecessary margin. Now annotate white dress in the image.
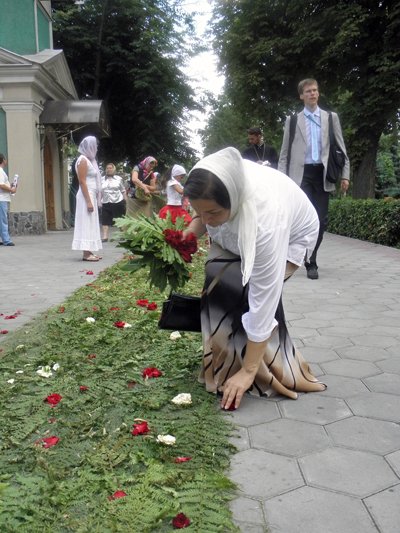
[72,156,102,251]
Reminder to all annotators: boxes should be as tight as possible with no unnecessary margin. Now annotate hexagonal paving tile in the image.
[299,346,340,364]
[229,449,303,499]
[346,392,400,422]
[299,447,398,497]
[280,394,352,425]
[302,335,354,349]
[229,426,250,452]
[223,395,280,427]
[229,496,264,526]
[321,359,380,379]
[349,335,398,348]
[249,419,331,457]
[336,345,390,362]
[363,372,400,395]
[317,326,370,338]
[321,374,369,398]
[326,416,400,454]
[265,486,377,533]
[365,484,400,533]
[376,357,400,374]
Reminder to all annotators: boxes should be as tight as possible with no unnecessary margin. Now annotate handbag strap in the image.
[328,112,336,146]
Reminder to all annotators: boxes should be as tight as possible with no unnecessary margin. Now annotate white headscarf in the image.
[190,147,257,285]
[171,164,186,178]
[77,136,102,202]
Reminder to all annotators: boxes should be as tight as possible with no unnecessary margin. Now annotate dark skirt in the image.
[101,200,126,226]
[200,243,326,399]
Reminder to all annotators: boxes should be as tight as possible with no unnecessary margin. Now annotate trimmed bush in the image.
[328,198,400,248]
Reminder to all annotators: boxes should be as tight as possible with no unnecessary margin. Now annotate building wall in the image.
[0,106,7,156]
[0,0,51,55]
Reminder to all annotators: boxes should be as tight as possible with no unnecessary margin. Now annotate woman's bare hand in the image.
[221,368,255,410]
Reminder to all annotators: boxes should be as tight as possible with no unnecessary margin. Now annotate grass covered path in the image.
[0,256,238,532]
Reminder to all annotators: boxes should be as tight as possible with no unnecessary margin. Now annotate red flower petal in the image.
[147,302,157,311]
[109,307,120,311]
[108,490,127,500]
[86,270,94,275]
[131,421,149,436]
[136,299,149,307]
[172,513,191,529]
[175,457,192,463]
[79,385,89,392]
[44,394,62,407]
[0,330,8,334]
[114,321,126,328]
[37,436,60,448]
[58,306,65,313]
[4,315,17,319]
[142,367,162,379]
[87,353,97,359]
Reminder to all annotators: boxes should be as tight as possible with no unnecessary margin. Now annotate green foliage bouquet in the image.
[115,214,198,292]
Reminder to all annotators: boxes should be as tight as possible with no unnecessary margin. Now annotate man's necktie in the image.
[310,114,319,162]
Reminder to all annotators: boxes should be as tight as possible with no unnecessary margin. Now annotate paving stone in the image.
[235,522,267,533]
[229,496,265,525]
[320,375,369,398]
[224,395,280,427]
[288,326,320,339]
[376,357,400,375]
[229,426,250,452]
[309,362,324,378]
[249,419,331,457]
[336,345,390,362]
[301,310,355,321]
[317,325,370,338]
[321,359,380,379]
[299,447,398,497]
[288,318,334,329]
[364,484,400,533]
[326,416,400,454]
[375,315,400,328]
[386,450,400,477]
[229,449,303,499]
[384,344,400,357]
[279,394,352,424]
[265,486,378,533]
[302,335,354,349]
[346,392,400,422]
[299,346,339,364]
[350,335,399,348]
[363,372,400,395]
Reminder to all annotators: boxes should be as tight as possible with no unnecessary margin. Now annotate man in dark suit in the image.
[278,79,350,279]
[242,127,278,169]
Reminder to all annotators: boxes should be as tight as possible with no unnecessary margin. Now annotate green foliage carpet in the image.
[0,254,238,532]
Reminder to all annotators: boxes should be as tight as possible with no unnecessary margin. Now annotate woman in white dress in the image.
[183,147,326,410]
[72,136,102,261]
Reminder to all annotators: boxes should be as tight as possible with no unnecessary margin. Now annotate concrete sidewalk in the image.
[1,231,399,532]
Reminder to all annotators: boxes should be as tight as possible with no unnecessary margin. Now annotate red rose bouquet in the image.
[115,214,198,292]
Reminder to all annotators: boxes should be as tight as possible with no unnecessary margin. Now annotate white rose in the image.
[36,366,53,378]
[170,331,181,340]
[53,363,60,371]
[171,393,192,406]
[86,317,96,323]
[156,434,176,446]
[7,378,15,384]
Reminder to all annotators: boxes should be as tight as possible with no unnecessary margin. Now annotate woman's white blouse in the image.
[101,175,125,204]
[207,168,319,343]
[166,178,182,205]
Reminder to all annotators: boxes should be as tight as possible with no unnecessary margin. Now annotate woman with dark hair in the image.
[184,147,326,410]
[158,164,192,224]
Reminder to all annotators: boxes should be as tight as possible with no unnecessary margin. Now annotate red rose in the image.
[136,299,149,307]
[175,457,192,463]
[44,393,62,407]
[172,513,191,529]
[142,367,162,379]
[114,321,126,328]
[177,233,197,263]
[147,302,157,311]
[86,270,94,275]
[108,490,127,500]
[131,421,149,435]
[38,436,60,448]
[80,385,89,392]
[163,228,183,248]
[0,330,8,334]
[109,307,120,311]
[88,353,97,359]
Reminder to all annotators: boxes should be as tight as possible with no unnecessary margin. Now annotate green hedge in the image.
[328,198,400,248]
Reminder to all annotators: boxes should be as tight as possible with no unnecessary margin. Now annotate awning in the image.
[40,100,110,138]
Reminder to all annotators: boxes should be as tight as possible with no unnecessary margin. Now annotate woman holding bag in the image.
[183,147,326,410]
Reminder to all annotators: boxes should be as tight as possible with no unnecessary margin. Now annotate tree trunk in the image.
[351,132,381,199]
[93,0,109,98]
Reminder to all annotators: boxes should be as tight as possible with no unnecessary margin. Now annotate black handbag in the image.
[327,113,346,184]
[158,292,202,332]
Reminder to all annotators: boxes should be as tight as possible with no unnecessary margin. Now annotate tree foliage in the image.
[52,0,199,168]
[211,0,400,198]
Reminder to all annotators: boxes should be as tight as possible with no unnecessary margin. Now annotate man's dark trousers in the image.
[300,164,329,266]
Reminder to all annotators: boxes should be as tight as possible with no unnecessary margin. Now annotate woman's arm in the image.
[77,158,93,212]
[131,169,150,194]
[182,213,207,239]
[147,176,158,193]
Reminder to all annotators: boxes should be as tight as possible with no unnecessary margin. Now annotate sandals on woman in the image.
[83,254,102,262]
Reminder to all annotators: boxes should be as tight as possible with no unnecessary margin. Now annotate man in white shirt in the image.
[278,79,350,279]
[0,154,16,246]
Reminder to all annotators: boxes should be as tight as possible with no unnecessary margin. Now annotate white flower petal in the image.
[36,366,53,378]
[16,344,25,350]
[123,323,132,328]
[170,331,181,340]
[156,434,176,446]
[7,378,15,384]
[15,370,24,374]
[171,393,192,405]
[86,317,96,323]
[52,363,60,371]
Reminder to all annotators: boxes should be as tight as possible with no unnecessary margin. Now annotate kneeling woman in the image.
[184,147,326,410]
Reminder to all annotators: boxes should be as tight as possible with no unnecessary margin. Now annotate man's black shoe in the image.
[306,264,319,280]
